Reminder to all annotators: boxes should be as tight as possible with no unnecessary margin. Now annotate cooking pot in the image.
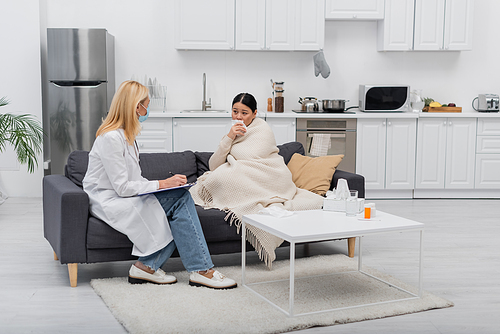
[298,97,319,112]
[321,99,358,113]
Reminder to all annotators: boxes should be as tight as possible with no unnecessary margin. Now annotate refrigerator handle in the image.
[50,81,105,88]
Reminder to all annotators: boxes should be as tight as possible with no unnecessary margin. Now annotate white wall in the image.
[2,0,500,197]
[43,0,500,112]
[0,0,43,198]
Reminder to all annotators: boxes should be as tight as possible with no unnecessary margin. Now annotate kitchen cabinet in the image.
[173,118,232,152]
[325,0,385,20]
[293,0,325,50]
[266,117,296,145]
[415,117,476,189]
[237,0,325,51]
[377,0,474,51]
[356,118,416,195]
[176,0,324,51]
[475,119,500,188]
[174,0,235,50]
[136,118,173,153]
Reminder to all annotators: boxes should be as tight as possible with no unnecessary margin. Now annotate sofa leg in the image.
[347,237,355,258]
[53,251,59,261]
[68,263,78,287]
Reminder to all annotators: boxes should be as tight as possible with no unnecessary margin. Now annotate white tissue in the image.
[334,179,350,200]
[323,178,350,212]
[231,120,247,129]
[259,206,294,218]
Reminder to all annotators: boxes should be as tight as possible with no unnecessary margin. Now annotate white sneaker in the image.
[128,265,177,285]
[189,270,237,289]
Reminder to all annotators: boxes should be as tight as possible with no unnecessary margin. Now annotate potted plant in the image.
[0,96,44,173]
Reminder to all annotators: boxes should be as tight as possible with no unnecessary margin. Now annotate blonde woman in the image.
[83,80,236,289]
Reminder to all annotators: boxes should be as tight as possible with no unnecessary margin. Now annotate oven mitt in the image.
[313,51,330,79]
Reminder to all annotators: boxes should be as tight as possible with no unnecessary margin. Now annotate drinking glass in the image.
[345,190,358,217]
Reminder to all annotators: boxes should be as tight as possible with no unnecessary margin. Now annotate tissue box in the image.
[323,198,365,213]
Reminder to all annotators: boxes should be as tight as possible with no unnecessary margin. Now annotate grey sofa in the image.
[43,142,365,287]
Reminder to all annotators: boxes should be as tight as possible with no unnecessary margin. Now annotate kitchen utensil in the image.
[472,94,499,112]
[321,99,358,113]
[298,97,319,112]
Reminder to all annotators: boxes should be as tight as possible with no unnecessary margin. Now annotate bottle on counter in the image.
[275,90,284,113]
[267,98,273,112]
[274,81,285,113]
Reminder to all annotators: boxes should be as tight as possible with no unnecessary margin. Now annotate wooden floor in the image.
[0,197,499,333]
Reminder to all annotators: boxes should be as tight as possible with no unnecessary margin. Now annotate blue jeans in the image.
[137,188,214,272]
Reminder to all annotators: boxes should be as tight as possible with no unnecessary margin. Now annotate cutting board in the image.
[423,106,462,112]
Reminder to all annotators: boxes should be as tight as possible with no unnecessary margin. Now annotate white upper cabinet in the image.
[236,0,266,50]
[377,0,415,51]
[176,0,324,51]
[413,0,446,50]
[325,0,385,20]
[378,0,474,51]
[265,0,296,50]
[443,0,474,50]
[294,0,325,50]
[174,0,235,50]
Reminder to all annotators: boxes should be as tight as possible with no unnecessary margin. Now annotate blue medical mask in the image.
[138,103,150,123]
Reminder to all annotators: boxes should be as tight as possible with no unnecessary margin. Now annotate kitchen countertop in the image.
[148,110,500,119]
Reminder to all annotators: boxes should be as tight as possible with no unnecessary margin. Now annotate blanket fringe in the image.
[224,210,273,269]
[197,184,214,208]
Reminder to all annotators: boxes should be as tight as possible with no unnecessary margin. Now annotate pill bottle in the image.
[364,205,371,219]
[367,203,376,217]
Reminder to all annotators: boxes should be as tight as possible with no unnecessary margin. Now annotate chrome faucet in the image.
[202,73,212,111]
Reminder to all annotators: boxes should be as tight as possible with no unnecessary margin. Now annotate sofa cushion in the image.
[278,141,305,164]
[287,153,344,196]
[87,216,133,249]
[195,205,241,242]
[194,152,213,176]
[140,151,198,183]
[65,150,89,187]
[194,142,305,177]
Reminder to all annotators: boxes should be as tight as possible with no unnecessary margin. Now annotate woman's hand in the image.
[227,122,247,140]
[158,174,187,189]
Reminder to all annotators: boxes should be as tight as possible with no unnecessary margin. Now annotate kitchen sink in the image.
[181,110,228,113]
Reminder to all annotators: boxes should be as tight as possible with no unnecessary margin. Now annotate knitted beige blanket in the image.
[190,117,323,267]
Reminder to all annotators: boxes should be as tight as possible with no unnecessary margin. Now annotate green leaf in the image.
[0,96,10,107]
[0,112,45,173]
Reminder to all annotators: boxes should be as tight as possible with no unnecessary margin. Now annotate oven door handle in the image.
[297,128,356,132]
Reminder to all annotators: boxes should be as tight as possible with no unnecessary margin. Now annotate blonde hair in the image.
[96,80,149,145]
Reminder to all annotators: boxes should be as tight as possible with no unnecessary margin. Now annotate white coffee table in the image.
[241,209,424,317]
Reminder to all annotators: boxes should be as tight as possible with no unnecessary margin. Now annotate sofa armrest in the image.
[330,170,365,198]
[43,175,89,264]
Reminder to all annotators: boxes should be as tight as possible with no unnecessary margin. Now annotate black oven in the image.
[296,118,357,173]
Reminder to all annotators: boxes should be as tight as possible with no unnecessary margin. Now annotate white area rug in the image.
[91,254,453,334]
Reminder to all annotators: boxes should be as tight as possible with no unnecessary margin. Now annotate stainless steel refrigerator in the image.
[46,28,115,174]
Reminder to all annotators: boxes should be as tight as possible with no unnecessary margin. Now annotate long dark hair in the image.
[232,93,257,113]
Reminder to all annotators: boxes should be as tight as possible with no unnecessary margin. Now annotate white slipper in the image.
[189,270,237,289]
[128,265,177,285]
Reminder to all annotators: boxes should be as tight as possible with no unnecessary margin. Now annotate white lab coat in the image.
[83,129,173,257]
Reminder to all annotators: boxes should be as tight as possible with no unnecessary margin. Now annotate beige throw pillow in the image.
[287,153,344,196]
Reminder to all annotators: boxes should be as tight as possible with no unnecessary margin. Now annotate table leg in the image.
[358,236,363,271]
[242,220,246,286]
[289,241,295,317]
[419,229,424,297]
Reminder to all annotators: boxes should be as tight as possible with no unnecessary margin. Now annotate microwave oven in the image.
[359,85,410,112]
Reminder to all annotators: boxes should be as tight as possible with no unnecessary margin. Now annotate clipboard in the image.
[138,182,196,196]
